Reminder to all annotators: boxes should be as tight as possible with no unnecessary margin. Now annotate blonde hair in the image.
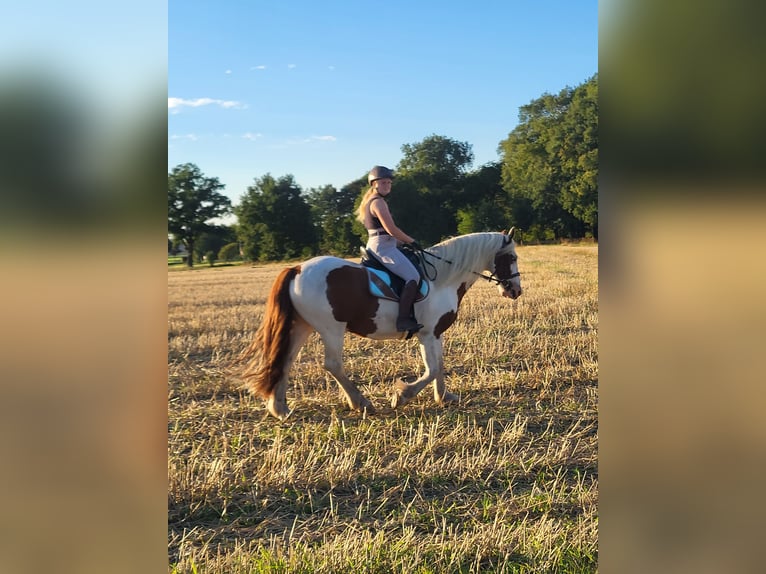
[355,184,378,225]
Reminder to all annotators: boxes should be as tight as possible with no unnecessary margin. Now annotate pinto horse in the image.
[239,228,522,420]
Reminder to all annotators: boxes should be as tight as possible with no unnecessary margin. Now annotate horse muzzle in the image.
[500,285,522,299]
[503,287,521,299]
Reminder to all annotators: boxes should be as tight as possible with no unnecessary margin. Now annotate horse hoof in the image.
[362,403,376,417]
[267,398,291,420]
[438,391,459,405]
[270,408,292,421]
[391,392,409,409]
[346,396,376,415]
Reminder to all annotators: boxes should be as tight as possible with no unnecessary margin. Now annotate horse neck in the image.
[431,233,501,286]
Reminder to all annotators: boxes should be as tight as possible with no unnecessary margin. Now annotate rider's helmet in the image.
[368,165,394,185]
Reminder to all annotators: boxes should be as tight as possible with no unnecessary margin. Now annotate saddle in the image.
[359,246,430,303]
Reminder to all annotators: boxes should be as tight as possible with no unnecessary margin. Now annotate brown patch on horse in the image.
[326,265,379,336]
[494,252,514,278]
[434,310,456,339]
[239,266,301,398]
[457,282,467,305]
[434,283,468,339]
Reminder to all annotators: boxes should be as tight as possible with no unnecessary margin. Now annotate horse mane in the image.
[427,232,507,285]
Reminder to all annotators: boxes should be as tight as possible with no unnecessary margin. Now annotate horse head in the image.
[495,227,522,300]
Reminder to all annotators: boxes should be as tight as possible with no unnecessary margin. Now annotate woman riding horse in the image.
[356,165,423,333]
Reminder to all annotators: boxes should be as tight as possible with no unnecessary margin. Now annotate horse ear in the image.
[508,227,516,240]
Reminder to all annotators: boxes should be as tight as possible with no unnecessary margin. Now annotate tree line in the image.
[169,75,597,266]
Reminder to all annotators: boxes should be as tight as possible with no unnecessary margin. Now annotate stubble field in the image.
[168,244,598,573]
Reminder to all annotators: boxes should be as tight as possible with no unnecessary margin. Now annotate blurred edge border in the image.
[2,0,766,572]
[600,1,766,573]
[0,2,168,573]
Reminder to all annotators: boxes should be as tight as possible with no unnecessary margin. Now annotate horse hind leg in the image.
[320,331,376,415]
[267,317,313,420]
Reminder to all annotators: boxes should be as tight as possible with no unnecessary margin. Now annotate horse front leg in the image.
[321,332,376,415]
[432,366,459,406]
[391,335,457,408]
[427,336,458,406]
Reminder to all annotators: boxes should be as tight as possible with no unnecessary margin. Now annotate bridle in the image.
[415,236,520,290]
[485,250,520,290]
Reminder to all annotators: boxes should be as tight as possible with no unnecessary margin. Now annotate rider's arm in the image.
[370,199,415,244]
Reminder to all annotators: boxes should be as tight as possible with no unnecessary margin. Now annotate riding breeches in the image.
[366,235,420,283]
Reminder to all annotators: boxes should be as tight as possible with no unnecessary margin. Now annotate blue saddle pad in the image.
[365,267,429,303]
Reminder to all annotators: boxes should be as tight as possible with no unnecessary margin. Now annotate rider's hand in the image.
[409,240,423,251]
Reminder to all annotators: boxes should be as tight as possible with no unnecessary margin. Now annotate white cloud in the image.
[250,65,267,70]
[225,69,232,74]
[167,97,245,111]
[283,135,337,145]
[169,133,199,141]
[287,64,296,69]
[328,65,335,71]
[242,132,263,141]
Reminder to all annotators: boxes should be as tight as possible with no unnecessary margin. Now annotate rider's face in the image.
[375,178,393,195]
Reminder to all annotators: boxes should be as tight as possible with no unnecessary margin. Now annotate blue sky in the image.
[169,0,597,205]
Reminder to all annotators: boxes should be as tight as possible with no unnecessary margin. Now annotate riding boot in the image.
[396,280,423,332]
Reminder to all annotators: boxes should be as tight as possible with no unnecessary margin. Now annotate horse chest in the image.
[431,282,468,339]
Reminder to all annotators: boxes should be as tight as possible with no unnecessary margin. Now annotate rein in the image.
[417,247,520,289]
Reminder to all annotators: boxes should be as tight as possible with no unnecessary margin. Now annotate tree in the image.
[306,181,364,257]
[381,175,442,245]
[394,135,475,244]
[559,77,598,238]
[218,242,241,262]
[236,174,317,261]
[455,163,513,234]
[194,224,237,262]
[499,75,598,240]
[398,134,474,183]
[168,163,232,267]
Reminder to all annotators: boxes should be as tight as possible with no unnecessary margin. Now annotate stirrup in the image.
[396,317,423,332]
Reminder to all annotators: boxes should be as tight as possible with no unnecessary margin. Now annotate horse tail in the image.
[239,266,301,398]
